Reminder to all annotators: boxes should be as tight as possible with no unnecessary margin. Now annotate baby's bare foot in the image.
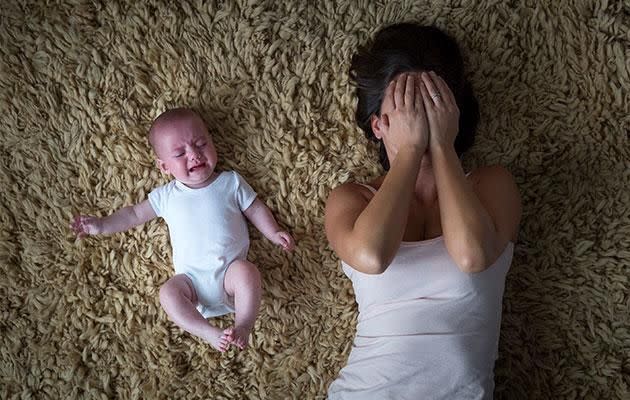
[223,326,252,350]
[202,326,230,352]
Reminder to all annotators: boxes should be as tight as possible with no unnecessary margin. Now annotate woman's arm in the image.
[431,146,521,272]
[325,73,428,274]
[421,71,521,272]
[325,148,423,274]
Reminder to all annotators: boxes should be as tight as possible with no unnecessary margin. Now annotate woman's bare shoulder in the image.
[324,180,379,239]
[467,165,515,183]
[467,165,522,242]
[327,180,378,205]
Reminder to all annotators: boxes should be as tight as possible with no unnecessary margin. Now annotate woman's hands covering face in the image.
[378,73,429,161]
[418,71,460,150]
[379,71,460,161]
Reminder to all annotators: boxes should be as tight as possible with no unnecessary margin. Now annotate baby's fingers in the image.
[285,238,295,252]
[278,232,295,251]
[70,216,83,233]
[71,215,98,237]
[278,236,291,251]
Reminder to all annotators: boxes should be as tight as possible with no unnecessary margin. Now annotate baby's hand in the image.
[70,215,103,238]
[271,231,295,252]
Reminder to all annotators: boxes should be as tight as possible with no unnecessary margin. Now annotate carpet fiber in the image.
[1,0,629,399]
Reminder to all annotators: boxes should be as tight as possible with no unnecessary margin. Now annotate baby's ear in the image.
[371,114,388,140]
[156,159,169,174]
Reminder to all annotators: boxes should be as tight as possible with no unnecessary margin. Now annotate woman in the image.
[325,23,521,399]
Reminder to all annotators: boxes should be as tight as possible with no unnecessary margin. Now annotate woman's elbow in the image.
[451,245,497,274]
[454,254,488,274]
[353,250,392,275]
[447,236,501,274]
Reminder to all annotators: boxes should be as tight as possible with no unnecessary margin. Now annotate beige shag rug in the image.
[1,0,629,399]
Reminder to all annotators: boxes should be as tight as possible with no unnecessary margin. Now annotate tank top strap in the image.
[357,182,377,194]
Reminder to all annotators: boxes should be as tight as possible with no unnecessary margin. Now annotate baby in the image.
[71,107,295,352]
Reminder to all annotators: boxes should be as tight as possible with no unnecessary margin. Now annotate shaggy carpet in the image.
[1,0,628,399]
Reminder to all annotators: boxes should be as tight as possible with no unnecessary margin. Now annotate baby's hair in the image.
[148,107,203,149]
[350,23,479,170]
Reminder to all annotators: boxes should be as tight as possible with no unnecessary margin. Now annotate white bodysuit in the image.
[148,171,257,318]
[328,185,514,400]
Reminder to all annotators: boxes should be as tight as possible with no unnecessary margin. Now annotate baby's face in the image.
[153,115,218,188]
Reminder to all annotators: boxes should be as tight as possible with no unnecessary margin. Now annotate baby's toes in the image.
[218,338,230,352]
[220,334,232,346]
[222,328,235,342]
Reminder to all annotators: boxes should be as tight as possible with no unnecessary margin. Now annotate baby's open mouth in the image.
[189,163,206,172]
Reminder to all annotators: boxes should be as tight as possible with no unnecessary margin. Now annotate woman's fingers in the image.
[393,73,406,109]
[419,71,460,149]
[389,71,456,111]
[414,75,425,111]
[390,72,435,110]
[384,79,396,110]
[378,72,431,155]
[418,75,431,108]
[421,72,441,106]
[404,73,414,107]
[431,71,456,106]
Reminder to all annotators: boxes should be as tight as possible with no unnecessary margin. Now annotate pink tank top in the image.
[328,184,514,400]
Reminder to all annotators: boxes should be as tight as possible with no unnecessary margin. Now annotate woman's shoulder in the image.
[466,165,520,204]
[467,165,522,242]
[324,179,382,234]
[466,164,515,183]
[327,178,382,206]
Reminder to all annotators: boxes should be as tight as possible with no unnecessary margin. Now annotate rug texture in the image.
[1,0,629,399]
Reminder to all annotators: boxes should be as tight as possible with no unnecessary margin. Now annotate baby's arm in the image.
[243,198,295,251]
[71,200,157,237]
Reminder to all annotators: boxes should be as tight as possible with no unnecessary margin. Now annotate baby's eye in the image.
[175,153,185,158]
[197,142,206,147]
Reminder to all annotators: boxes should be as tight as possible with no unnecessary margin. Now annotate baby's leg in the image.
[159,274,230,352]
[223,260,261,350]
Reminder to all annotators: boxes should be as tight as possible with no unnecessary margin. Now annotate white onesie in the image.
[148,170,257,318]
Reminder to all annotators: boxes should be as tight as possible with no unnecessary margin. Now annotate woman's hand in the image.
[379,73,430,160]
[419,71,460,150]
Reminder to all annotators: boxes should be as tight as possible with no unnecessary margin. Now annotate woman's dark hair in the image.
[350,23,479,170]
